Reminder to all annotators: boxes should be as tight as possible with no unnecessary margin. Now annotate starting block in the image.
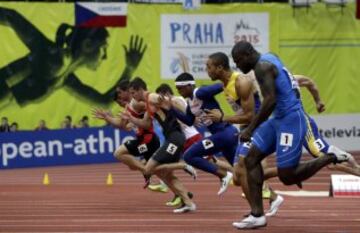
[330,174,360,197]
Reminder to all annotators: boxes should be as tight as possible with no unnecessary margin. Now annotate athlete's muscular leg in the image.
[278,155,336,185]
[213,157,234,173]
[154,162,187,173]
[113,145,145,172]
[328,164,360,176]
[143,158,159,178]
[244,145,268,216]
[264,167,278,180]
[155,171,179,196]
[162,171,193,206]
[261,158,279,202]
[233,157,249,187]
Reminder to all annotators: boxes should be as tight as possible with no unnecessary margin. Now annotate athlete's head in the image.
[231,41,260,74]
[207,52,230,81]
[156,83,174,96]
[175,72,195,98]
[114,80,131,107]
[56,24,109,70]
[128,77,147,102]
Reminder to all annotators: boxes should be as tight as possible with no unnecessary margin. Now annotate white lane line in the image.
[275,190,329,197]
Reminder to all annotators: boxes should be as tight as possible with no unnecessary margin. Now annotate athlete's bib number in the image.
[202,139,214,150]
[314,139,325,150]
[280,133,293,147]
[137,144,148,154]
[166,143,178,155]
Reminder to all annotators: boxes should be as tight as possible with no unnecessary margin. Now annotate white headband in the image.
[175,80,195,86]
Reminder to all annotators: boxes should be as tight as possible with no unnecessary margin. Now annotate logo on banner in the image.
[75,2,128,27]
[170,52,190,74]
[234,20,260,45]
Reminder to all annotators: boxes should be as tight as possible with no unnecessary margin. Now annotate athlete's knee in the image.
[278,168,297,185]
[232,174,241,186]
[144,160,158,177]
[232,159,245,186]
[113,145,127,161]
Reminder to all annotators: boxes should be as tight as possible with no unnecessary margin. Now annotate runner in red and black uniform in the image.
[124,78,196,213]
[93,80,160,172]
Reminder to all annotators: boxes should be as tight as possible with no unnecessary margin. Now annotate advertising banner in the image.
[161,13,269,79]
[0,127,135,169]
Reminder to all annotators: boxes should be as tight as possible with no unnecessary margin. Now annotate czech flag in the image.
[75,2,127,27]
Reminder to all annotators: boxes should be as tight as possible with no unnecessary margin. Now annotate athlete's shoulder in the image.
[129,98,145,114]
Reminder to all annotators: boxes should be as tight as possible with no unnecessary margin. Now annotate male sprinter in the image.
[231,41,350,229]
[205,52,283,217]
[172,72,237,195]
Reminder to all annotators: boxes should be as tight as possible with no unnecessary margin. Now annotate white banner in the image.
[311,113,360,152]
[161,13,269,79]
[331,174,360,197]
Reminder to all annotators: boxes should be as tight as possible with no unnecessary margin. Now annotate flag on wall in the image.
[75,2,127,27]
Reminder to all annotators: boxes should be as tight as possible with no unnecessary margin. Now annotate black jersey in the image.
[154,107,182,138]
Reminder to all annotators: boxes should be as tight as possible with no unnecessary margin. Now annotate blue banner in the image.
[0,127,135,169]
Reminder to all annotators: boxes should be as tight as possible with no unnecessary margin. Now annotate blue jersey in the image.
[259,53,302,118]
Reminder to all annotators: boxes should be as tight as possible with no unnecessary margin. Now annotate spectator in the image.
[35,120,49,131]
[9,122,18,132]
[62,115,73,129]
[81,115,89,128]
[0,117,10,132]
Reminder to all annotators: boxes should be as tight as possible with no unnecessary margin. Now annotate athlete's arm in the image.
[223,77,255,124]
[196,83,224,100]
[125,111,152,130]
[240,62,277,141]
[170,96,187,113]
[294,75,325,113]
[170,105,195,126]
[92,108,129,130]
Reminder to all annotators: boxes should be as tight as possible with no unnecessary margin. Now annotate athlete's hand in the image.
[159,94,172,109]
[316,101,325,113]
[119,111,131,121]
[239,128,252,142]
[194,117,203,127]
[92,108,111,120]
[204,109,223,123]
[123,35,147,70]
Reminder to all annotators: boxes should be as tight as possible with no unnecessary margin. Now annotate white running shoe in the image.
[173,203,196,213]
[217,172,233,195]
[184,164,197,180]
[328,145,351,163]
[232,214,267,229]
[266,194,284,217]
